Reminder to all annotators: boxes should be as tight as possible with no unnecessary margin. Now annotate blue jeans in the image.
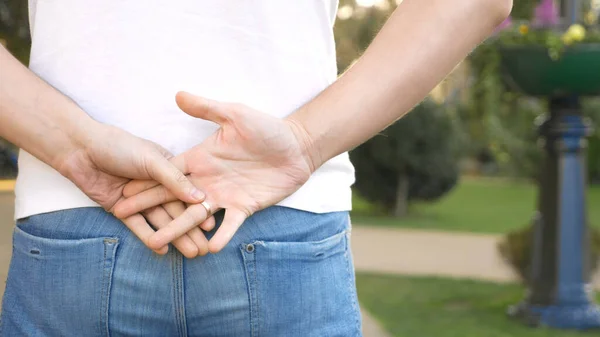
[0,206,361,336]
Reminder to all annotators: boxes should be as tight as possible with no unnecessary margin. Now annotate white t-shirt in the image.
[15,0,354,219]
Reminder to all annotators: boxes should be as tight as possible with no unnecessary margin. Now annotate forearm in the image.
[288,0,512,169]
[0,46,98,172]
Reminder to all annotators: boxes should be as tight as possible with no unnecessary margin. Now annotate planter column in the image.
[510,95,600,329]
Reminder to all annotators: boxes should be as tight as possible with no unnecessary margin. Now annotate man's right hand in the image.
[58,123,210,257]
[0,45,208,257]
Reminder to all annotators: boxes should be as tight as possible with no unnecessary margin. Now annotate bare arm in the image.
[0,46,96,170]
[288,0,512,169]
[0,45,204,203]
[0,46,209,256]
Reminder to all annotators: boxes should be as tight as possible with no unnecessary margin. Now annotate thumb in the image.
[176,91,231,126]
[144,152,204,204]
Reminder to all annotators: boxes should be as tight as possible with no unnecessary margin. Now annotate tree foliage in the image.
[351,100,460,216]
[334,0,396,74]
[0,0,31,64]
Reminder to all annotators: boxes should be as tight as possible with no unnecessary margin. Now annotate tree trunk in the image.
[393,173,409,217]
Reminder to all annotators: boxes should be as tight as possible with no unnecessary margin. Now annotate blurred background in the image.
[1,0,600,336]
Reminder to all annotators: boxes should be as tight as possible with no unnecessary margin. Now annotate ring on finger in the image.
[200,201,212,216]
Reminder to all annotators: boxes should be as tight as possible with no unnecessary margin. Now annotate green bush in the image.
[0,1,31,64]
[498,223,600,284]
[510,0,539,20]
[584,98,600,184]
[589,135,600,184]
[350,99,460,217]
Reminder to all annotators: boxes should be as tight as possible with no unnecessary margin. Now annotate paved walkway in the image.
[0,180,15,192]
[0,193,14,303]
[349,225,600,289]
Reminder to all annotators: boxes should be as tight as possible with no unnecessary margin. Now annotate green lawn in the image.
[351,178,600,234]
[357,273,600,337]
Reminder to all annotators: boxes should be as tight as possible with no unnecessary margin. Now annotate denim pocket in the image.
[241,230,361,337]
[0,226,119,337]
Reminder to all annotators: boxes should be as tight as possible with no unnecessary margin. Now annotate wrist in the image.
[53,114,104,178]
[285,117,323,174]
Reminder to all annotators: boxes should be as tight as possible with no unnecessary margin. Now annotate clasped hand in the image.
[112,92,316,256]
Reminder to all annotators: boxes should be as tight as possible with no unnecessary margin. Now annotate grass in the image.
[351,178,600,234]
[357,273,600,337]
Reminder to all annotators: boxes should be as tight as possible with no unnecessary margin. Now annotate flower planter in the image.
[499,43,600,96]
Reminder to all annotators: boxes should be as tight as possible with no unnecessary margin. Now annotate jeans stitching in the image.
[101,243,107,335]
[241,244,259,337]
[252,249,259,337]
[171,252,179,336]
[344,233,362,336]
[101,239,119,337]
[178,253,188,337]
[172,251,188,337]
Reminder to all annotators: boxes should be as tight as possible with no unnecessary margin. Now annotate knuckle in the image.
[141,156,154,176]
[189,205,206,223]
[175,172,189,185]
[154,187,168,203]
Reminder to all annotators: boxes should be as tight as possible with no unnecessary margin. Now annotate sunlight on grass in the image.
[351,178,600,234]
[357,273,600,337]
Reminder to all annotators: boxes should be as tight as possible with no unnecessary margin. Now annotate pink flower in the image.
[534,0,559,26]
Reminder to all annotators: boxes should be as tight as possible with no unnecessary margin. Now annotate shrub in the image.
[350,99,460,217]
[584,98,600,184]
[0,140,17,179]
[498,223,600,284]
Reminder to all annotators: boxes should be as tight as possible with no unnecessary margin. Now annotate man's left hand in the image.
[113,92,317,253]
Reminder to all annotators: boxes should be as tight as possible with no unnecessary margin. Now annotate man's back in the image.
[16,0,354,219]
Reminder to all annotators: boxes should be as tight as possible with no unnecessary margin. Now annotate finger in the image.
[114,185,177,219]
[121,213,168,255]
[176,91,231,125]
[208,209,248,253]
[200,216,216,232]
[123,179,159,198]
[123,155,188,197]
[162,201,186,218]
[144,206,199,258]
[149,203,213,250]
[163,201,209,256]
[187,228,210,256]
[144,152,202,204]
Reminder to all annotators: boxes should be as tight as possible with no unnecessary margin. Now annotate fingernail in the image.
[191,188,205,201]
